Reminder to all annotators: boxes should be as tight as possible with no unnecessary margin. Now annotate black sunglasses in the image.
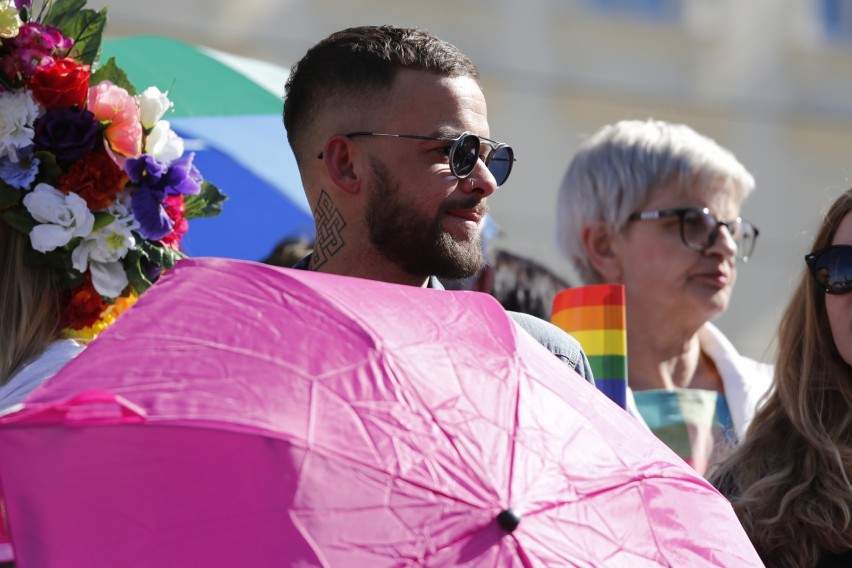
[317,131,515,187]
[806,244,852,295]
[627,207,759,262]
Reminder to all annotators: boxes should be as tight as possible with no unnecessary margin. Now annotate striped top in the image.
[632,388,735,476]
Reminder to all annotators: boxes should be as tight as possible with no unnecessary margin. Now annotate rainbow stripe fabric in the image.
[551,285,627,408]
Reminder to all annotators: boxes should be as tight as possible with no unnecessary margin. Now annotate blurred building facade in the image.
[93,0,852,362]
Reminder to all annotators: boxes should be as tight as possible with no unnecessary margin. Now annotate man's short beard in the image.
[366,157,484,280]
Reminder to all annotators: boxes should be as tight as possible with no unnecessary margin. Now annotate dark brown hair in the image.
[283,25,479,163]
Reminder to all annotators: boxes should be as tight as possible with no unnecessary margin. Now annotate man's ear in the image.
[321,135,361,195]
[581,222,623,283]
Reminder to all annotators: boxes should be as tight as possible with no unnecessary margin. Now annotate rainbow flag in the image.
[551,285,627,408]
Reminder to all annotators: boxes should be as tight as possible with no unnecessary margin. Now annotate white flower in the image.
[23,184,95,252]
[0,0,22,39]
[87,261,128,299]
[71,199,139,298]
[0,90,40,161]
[145,120,184,163]
[136,86,173,129]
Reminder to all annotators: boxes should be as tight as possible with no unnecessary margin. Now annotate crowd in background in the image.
[2,16,852,567]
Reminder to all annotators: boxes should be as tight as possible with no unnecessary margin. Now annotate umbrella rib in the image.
[505,361,522,507]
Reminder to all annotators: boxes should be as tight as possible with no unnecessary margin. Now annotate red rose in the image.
[28,57,91,110]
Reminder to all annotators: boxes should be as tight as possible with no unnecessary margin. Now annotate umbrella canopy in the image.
[100,36,314,260]
[0,259,762,567]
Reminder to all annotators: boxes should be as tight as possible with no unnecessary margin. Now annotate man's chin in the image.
[441,217,482,242]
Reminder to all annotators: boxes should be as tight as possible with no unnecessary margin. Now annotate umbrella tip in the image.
[496,508,521,533]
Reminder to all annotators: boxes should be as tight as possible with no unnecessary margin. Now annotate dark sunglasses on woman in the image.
[806,244,852,295]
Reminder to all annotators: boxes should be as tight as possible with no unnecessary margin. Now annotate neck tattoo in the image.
[310,189,347,270]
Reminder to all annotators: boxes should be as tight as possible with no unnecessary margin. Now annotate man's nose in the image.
[463,159,498,197]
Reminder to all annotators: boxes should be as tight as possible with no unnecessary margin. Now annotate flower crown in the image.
[0,0,226,339]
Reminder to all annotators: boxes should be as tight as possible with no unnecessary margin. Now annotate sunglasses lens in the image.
[811,246,852,294]
[487,145,514,186]
[451,134,479,178]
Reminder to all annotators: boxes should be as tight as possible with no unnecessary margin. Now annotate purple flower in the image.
[126,153,204,240]
[14,0,32,10]
[126,154,167,185]
[162,153,202,196]
[10,23,73,75]
[131,186,174,241]
[33,108,99,162]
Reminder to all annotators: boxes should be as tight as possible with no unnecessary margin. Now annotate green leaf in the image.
[1,208,36,234]
[139,239,185,271]
[42,0,87,28]
[125,241,186,295]
[124,249,153,295]
[0,183,21,211]
[51,256,85,290]
[89,56,137,95]
[33,151,62,185]
[44,0,107,68]
[184,182,228,220]
[92,211,115,231]
[67,8,107,68]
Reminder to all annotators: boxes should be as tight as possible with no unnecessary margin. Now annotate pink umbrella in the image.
[0,258,761,567]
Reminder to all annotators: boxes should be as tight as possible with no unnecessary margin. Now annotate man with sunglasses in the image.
[556,119,773,475]
[282,25,593,381]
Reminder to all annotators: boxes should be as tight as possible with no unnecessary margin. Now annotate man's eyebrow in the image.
[430,127,462,139]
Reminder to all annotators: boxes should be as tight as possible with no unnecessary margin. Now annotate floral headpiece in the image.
[0,0,225,340]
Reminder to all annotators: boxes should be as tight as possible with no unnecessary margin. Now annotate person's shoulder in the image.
[506,311,594,384]
[291,254,311,270]
[0,339,85,410]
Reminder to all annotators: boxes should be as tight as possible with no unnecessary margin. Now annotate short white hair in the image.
[556,119,755,284]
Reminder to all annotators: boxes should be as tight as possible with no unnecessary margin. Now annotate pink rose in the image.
[87,80,142,158]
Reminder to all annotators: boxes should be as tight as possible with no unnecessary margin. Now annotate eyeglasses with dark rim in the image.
[627,207,759,262]
[316,131,515,187]
[805,244,852,295]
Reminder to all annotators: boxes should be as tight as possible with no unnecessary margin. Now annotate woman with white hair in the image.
[556,119,772,475]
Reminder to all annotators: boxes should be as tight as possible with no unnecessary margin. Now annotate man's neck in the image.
[309,253,430,288]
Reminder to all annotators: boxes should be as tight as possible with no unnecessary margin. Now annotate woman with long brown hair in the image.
[710,189,852,567]
[0,220,82,406]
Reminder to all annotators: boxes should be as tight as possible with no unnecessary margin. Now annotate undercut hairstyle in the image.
[283,25,480,164]
[709,189,852,567]
[556,119,755,284]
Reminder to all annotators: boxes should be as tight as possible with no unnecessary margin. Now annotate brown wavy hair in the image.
[709,189,852,567]
[0,221,62,385]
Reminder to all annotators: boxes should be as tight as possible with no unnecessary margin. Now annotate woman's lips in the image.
[693,268,731,288]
